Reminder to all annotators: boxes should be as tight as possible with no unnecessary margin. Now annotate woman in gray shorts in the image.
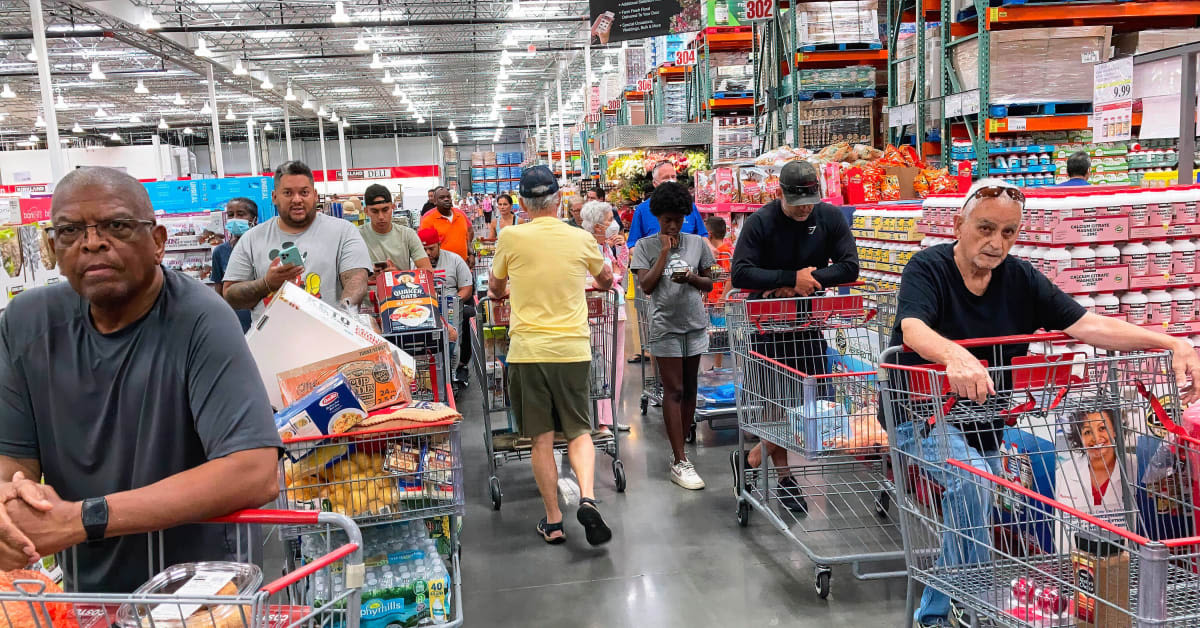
[631,181,715,490]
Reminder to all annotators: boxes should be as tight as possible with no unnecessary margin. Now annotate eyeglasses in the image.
[47,219,155,245]
[964,185,1025,207]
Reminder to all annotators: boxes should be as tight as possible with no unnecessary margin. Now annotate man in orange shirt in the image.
[420,186,474,262]
[420,185,475,382]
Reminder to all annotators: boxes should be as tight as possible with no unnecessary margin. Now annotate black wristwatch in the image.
[80,497,108,543]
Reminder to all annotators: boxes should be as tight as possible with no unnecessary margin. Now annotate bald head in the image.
[52,167,153,220]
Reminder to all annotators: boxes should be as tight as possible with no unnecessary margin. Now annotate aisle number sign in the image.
[1092,57,1133,143]
[742,0,775,21]
[673,49,697,67]
[636,79,653,93]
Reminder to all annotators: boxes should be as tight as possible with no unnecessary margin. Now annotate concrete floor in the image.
[456,358,912,627]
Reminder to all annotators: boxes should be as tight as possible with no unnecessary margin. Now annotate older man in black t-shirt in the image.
[730,160,859,511]
[892,178,1200,627]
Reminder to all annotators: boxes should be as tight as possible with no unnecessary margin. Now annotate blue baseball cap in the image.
[518,165,560,198]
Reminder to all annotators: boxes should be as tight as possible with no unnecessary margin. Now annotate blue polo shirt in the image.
[627,198,708,248]
[1055,178,1091,187]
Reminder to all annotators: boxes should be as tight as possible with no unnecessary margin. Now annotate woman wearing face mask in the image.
[581,200,631,434]
[211,197,259,332]
[487,194,521,240]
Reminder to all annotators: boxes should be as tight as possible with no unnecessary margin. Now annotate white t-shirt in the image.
[223,213,372,319]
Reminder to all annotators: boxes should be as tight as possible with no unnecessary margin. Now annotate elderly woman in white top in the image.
[581,200,630,433]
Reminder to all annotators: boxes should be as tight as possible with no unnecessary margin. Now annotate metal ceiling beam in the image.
[244,45,587,62]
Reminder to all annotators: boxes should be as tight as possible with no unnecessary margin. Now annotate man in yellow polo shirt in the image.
[489,165,615,547]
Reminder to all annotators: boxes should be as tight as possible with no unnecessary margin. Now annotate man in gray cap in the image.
[489,165,616,547]
[729,160,859,511]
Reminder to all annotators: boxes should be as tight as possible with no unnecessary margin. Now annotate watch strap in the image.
[81,497,108,543]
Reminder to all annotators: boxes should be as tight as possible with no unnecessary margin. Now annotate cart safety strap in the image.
[1135,380,1183,438]
[920,395,961,438]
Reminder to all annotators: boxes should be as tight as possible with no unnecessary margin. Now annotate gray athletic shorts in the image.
[648,329,709,358]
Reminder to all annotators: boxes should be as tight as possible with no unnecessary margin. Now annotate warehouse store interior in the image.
[0,0,1199,627]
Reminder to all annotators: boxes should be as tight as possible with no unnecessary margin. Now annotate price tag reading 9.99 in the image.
[673,49,697,67]
[743,0,774,21]
[636,79,652,93]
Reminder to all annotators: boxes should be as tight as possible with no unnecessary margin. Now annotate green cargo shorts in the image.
[508,361,592,441]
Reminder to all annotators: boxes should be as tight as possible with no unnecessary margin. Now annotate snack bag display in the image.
[277,344,410,411]
[881,175,901,201]
[274,374,368,462]
[714,168,737,203]
[376,270,439,335]
[694,170,717,204]
[738,167,766,205]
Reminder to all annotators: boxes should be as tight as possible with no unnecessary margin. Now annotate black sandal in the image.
[536,518,566,544]
[576,498,612,546]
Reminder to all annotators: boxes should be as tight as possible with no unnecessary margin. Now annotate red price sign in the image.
[673,49,697,67]
[636,79,652,93]
[743,0,774,21]
[607,99,621,109]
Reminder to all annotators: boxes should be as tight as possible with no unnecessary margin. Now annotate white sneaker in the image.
[670,460,706,490]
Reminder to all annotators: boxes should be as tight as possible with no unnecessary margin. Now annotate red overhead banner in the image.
[311,166,440,182]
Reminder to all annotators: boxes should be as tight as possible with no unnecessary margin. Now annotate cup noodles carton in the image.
[274,374,367,462]
[277,344,411,411]
[375,269,440,335]
[247,282,415,409]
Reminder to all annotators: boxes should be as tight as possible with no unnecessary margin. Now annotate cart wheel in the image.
[489,477,502,511]
[736,499,750,527]
[875,489,891,517]
[814,567,832,599]
[640,397,648,415]
[684,424,697,444]
[613,460,627,492]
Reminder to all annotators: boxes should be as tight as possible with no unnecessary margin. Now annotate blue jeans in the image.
[894,421,1001,625]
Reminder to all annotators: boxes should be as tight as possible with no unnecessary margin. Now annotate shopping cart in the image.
[471,289,626,511]
[879,333,1200,626]
[727,287,905,599]
[0,509,364,628]
[633,250,738,443]
[374,275,458,403]
[470,238,497,297]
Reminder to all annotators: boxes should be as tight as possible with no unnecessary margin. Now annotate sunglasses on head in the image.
[964,185,1025,206]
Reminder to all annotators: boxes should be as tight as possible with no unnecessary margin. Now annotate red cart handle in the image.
[209,510,366,594]
[209,509,320,525]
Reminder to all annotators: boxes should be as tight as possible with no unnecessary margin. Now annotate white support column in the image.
[584,41,593,114]
[28,0,63,184]
[207,64,225,177]
[246,119,259,175]
[284,105,293,161]
[336,117,349,194]
[556,78,565,182]
[318,116,329,192]
[393,121,401,164]
[151,134,164,180]
[544,94,551,164]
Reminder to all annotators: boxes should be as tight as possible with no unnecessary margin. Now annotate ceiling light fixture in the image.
[448,120,455,130]
[110,132,121,141]
[158,117,168,130]
[342,119,350,128]
[302,98,314,110]
[0,84,14,99]
[194,37,213,58]
[247,116,256,126]
[95,106,107,117]
[601,58,614,74]
[317,105,328,117]
[134,79,149,94]
[88,62,105,80]
[183,127,194,135]
[71,122,83,133]
[331,1,351,24]
[130,114,143,123]
[263,122,274,132]
[500,50,512,66]
[497,117,504,128]
[503,33,517,48]
[140,9,161,31]
[34,114,46,128]
[260,73,274,90]
[25,47,37,62]
[285,85,297,101]
[381,70,393,84]
[510,0,523,17]
[200,101,212,115]
[173,92,185,106]
[330,111,340,123]
[28,134,37,143]
[416,114,424,123]
[369,52,384,70]
[233,59,248,76]
[225,107,236,121]
[391,84,403,97]
[353,33,371,52]
[55,94,67,110]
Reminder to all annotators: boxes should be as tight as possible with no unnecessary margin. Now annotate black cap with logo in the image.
[779,161,822,205]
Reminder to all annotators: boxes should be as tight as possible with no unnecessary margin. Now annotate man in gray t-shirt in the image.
[0,167,281,592]
[223,161,372,320]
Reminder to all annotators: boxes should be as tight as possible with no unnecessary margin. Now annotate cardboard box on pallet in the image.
[794,1,880,48]
[794,97,875,150]
[894,25,942,105]
[951,26,1112,104]
[1114,28,1200,56]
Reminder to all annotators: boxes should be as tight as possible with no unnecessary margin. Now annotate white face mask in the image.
[605,220,620,239]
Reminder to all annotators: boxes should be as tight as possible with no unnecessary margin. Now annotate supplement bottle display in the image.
[1120,291,1149,325]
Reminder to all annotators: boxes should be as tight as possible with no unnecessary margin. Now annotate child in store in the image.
[705,216,733,368]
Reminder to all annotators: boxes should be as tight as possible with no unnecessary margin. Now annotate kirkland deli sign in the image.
[589,0,702,45]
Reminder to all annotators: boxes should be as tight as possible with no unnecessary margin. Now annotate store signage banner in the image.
[17,197,49,224]
[312,166,441,182]
[589,0,703,45]
[1093,57,1133,143]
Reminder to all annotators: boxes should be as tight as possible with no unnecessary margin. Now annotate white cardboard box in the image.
[246,282,415,409]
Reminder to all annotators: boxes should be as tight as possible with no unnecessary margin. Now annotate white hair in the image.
[580,201,613,231]
[961,177,1023,219]
[568,195,585,209]
[521,190,561,215]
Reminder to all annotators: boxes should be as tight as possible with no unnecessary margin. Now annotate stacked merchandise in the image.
[1053,142,1130,187]
[162,211,224,282]
[851,202,923,292]
[894,24,942,104]
[0,218,62,309]
[1127,140,1196,186]
[952,26,1110,105]
[647,34,690,70]
[920,186,1200,346]
[712,116,755,165]
[792,98,875,150]
[797,66,875,93]
[794,1,881,49]
[709,51,753,94]
[663,81,688,123]
[470,152,524,194]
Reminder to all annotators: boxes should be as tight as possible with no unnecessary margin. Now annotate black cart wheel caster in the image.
[640,397,648,415]
[489,476,502,511]
[613,460,627,492]
[736,499,750,527]
[875,489,891,517]
[814,566,832,599]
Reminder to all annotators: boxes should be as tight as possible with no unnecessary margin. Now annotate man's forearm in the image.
[223,279,269,310]
[488,274,508,299]
[104,448,279,539]
[1066,312,1183,353]
[340,269,369,306]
